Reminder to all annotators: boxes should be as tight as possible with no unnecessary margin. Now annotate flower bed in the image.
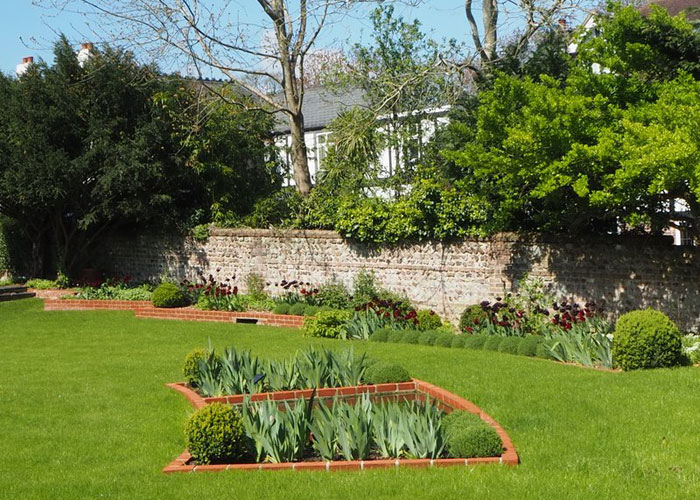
[164,378,518,472]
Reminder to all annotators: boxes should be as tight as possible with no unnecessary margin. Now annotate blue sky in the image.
[0,1,586,76]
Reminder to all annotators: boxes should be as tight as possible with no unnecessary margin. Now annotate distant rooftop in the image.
[273,86,366,134]
[639,0,700,20]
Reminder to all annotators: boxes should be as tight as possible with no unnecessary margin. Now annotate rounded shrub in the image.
[418,331,438,346]
[417,309,443,331]
[483,336,502,351]
[363,362,411,384]
[498,337,522,355]
[463,335,487,350]
[273,302,290,315]
[303,310,351,338]
[401,331,421,344]
[152,282,189,308]
[459,304,490,333]
[387,330,406,343]
[288,302,307,316]
[613,309,683,371]
[517,336,542,357]
[183,348,207,387]
[185,403,248,464]
[443,411,503,458]
[451,336,466,348]
[435,331,456,348]
[369,328,391,342]
[303,305,320,316]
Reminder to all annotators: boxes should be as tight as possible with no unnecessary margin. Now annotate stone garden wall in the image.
[100,228,700,329]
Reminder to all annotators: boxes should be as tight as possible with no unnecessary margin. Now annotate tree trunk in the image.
[288,113,313,196]
[482,0,499,62]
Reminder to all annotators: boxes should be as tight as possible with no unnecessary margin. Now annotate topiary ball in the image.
[288,302,306,316]
[498,337,522,355]
[303,305,320,316]
[483,336,502,351]
[517,336,542,357]
[459,305,491,333]
[613,309,683,370]
[443,410,503,458]
[401,331,421,344]
[417,309,443,331]
[451,336,466,348]
[418,331,438,346]
[435,331,456,348]
[387,330,406,343]
[369,328,391,342]
[183,348,207,387]
[152,282,189,308]
[363,362,411,384]
[185,403,249,464]
[273,302,291,315]
[463,335,487,350]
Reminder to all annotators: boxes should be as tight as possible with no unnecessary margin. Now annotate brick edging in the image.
[42,298,305,328]
[164,378,518,472]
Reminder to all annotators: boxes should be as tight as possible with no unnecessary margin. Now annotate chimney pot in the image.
[22,56,34,64]
[81,42,94,50]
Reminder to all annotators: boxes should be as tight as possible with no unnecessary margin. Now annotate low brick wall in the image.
[43,299,305,328]
[98,229,700,329]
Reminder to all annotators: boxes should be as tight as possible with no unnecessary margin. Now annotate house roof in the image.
[639,0,700,20]
[273,86,366,134]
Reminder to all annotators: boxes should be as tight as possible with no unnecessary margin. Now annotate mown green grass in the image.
[1,299,698,499]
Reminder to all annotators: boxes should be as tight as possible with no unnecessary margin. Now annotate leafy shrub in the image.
[451,336,466,348]
[152,282,189,308]
[498,337,521,355]
[115,286,152,301]
[303,310,351,339]
[316,280,351,309]
[185,403,248,464]
[418,331,438,346]
[613,309,683,370]
[363,362,411,384]
[388,330,406,343]
[417,310,443,331]
[459,304,490,333]
[443,411,502,458]
[288,302,307,316]
[483,337,502,351]
[434,331,456,348]
[517,336,542,357]
[352,269,380,306]
[273,302,290,314]
[25,278,58,290]
[401,331,421,344]
[245,273,267,301]
[303,305,321,316]
[682,335,700,365]
[463,335,487,350]
[369,328,391,342]
[184,349,207,387]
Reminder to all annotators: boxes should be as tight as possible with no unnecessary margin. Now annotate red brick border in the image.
[164,379,518,472]
[43,299,305,328]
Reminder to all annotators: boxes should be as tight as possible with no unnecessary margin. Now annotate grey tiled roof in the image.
[639,0,700,20]
[273,86,366,134]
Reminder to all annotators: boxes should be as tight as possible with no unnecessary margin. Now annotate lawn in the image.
[1,299,698,499]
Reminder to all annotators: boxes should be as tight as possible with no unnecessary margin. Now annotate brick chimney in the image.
[15,56,33,77]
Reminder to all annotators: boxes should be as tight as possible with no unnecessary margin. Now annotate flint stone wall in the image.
[100,228,700,329]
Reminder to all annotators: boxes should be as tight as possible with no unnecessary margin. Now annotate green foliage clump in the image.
[463,335,488,350]
[418,331,438,346]
[613,309,683,370]
[302,310,351,339]
[303,305,321,316]
[288,303,307,316]
[316,280,351,309]
[451,336,466,348]
[517,336,542,357]
[369,328,391,342]
[459,305,490,333]
[151,283,189,308]
[352,269,380,306]
[245,273,267,301]
[442,411,503,458]
[25,278,58,290]
[185,403,248,464]
[536,340,555,360]
[363,362,411,384]
[184,349,207,387]
[498,337,522,355]
[273,302,290,315]
[417,310,443,331]
[483,337,502,351]
[434,331,456,348]
[401,331,421,344]
[387,330,406,343]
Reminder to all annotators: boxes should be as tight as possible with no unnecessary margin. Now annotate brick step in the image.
[0,291,36,302]
[0,285,28,295]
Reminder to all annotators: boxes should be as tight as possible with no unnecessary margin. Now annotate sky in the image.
[0,1,589,77]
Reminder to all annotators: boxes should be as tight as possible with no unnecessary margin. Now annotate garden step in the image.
[0,290,36,302]
[0,285,28,295]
